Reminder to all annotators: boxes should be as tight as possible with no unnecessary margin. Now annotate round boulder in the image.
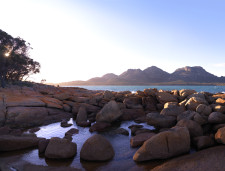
[45,137,77,159]
[96,100,122,123]
[80,134,114,161]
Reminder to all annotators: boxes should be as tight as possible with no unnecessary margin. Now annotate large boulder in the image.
[185,97,208,111]
[211,104,225,113]
[120,108,145,121]
[177,110,196,121]
[96,100,122,123]
[45,137,77,159]
[160,102,184,117]
[156,92,178,104]
[133,127,190,161]
[130,132,155,147]
[176,119,203,138]
[147,112,176,128]
[89,122,111,132]
[123,97,143,109]
[151,146,225,171]
[193,136,215,150]
[6,107,48,128]
[0,135,40,151]
[142,96,157,111]
[179,89,196,99]
[40,97,63,109]
[76,106,87,123]
[215,126,225,144]
[196,104,212,116]
[5,95,45,107]
[80,134,114,161]
[208,112,225,124]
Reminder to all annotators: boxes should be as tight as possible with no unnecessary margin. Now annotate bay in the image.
[74,85,225,94]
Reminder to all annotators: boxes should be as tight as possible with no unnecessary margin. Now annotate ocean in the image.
[74,85,225,94]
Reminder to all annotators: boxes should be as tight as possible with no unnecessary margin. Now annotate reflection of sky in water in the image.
[21,119,155,170]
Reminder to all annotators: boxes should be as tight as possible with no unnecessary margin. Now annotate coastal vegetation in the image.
[0,29,40,88]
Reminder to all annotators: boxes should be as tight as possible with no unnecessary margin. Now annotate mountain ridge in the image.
[58,66,225,86]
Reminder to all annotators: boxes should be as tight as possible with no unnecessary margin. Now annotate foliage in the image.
[0,29,40,87]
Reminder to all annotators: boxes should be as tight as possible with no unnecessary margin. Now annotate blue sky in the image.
[1,0,225,83]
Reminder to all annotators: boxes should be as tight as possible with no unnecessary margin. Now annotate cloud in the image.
[213,63,225,67]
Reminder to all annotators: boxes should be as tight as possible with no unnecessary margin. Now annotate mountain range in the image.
[58,66,225,86]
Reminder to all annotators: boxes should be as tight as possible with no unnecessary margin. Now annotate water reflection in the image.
[1,119,162,170]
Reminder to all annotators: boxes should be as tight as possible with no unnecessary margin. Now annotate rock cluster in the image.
[1,85,225,169]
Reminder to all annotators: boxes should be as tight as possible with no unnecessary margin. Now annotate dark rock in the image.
[76,106,87,123]
[60,120,72,128]
[151,146,225,171]
[176,119,203,138]
[147,112,176,128]
[208,112,225,124]
[65,128,79,136]
[120,108,145,121]
[89,122,111,132]
[130,132,155,147]
[80,134,114,161]
[96,100,122,123]
[133,126,190,161]
[193,136,215,150]
[38,138,50,154]
[123,97,143,109]
[0,135,40,151]
[45,137,77,159]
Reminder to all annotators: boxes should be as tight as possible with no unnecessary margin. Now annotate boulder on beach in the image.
[208,112,225,124]
[80,134,115,161]
[130,132,155,147]
[76,106,87,123]
[96,100,122,123]
[133,126,190,161]
[151,146,225,171]
[215,126,225,144]
[176,119,203,138]
[147,112,177,128]
[0,135,40,151]
[45,137,77,159]
[156,92,178,104]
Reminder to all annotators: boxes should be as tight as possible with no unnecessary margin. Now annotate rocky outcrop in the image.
[133,126,190,161]
[151,146,225,171]
[176,119,203,138]
[147,112,176,128]
[96,100,122,123]
[80,134,114,161]
[130,132,155,147]
[45,137,77,159]
[0,135,40,151]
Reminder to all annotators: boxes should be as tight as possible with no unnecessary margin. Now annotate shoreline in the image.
[0,85,225,170]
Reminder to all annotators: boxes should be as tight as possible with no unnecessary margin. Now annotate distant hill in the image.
[58,66,225,86]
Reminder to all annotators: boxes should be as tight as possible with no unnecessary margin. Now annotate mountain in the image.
[58,66,225,86]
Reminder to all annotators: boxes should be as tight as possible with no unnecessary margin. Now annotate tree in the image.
[0,29,40,87]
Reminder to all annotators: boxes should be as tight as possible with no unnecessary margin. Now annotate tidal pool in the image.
[0,119,167,171]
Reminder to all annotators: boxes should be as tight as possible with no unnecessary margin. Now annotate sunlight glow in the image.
[4,53,10,57]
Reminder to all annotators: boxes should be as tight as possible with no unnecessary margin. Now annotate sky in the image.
[0,0,225,83]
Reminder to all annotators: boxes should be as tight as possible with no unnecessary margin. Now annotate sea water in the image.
[74,85,225,94]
